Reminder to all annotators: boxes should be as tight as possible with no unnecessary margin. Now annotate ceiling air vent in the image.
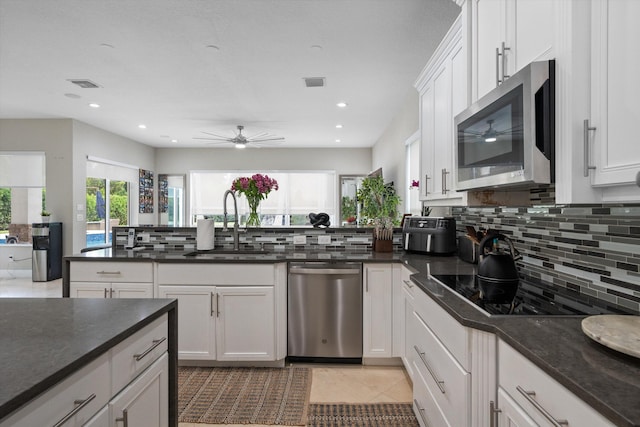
[67,79,101,89]
[303,77,325,88]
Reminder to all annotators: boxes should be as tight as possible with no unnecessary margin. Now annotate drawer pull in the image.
[516,386,568,426]
[211,292,215,317]
[414,345,445,393]
[133,337,167,361]
[96,271,121,275]
[115,409,129,426]
[52,393,96,427]
[413,399,429,426]
[403,280,414,288]
[216,293,220,318]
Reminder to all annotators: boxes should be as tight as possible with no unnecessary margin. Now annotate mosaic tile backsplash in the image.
[453,205,640,313]
[112,226,403,253]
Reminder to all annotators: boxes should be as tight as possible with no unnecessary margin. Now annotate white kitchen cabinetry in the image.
[401,272,416,381]
[391,264,410,359]
[156,263,285,362]
[415,15,468,206]
[363,263,393,358]
[471,0,554,101]
[1,314,170,427]
[494,340,614,427]
[69,262,153,298]
[586,0,640,191]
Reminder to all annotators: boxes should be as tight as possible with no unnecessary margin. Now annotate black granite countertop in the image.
[63,249,640,426]
[0,298,177,422]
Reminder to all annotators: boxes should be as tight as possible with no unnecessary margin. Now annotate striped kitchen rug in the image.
[178,366,311,425]
[307,403,419,427]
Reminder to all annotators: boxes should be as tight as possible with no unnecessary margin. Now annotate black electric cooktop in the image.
[430,274,635,316]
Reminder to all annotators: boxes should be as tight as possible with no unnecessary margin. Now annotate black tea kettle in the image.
[477,233,520,303]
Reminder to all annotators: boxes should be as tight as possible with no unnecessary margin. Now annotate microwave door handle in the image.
[404,234,410,250]
[426,234,432,252]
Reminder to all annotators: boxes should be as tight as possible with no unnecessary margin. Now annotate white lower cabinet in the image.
[363,263,393,358]
[0,314,169,427]
[69,261,154,298]
[156,263,285,362]
[109,353,169,427]
[495,340,614,427]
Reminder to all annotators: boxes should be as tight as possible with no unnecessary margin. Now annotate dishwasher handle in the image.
[289,267,361,275]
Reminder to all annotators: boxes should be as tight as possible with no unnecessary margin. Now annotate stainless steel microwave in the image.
[454,60,555,191]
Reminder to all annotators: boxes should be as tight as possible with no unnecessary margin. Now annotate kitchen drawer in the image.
[111,314,168,395]
[412,310,470,427]
[412,358,450,427]
[413,281,470,369]
[157,263,275,285]
[498,340,614,427]
[70,261,153,283]
[0,353,110,427]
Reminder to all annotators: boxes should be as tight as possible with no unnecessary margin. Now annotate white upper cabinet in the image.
[416,14,469,206]
[555,0,640,203]
[471,0,554,101]
[588,0,640,189]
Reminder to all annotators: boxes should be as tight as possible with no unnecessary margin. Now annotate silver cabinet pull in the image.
[413,399,429,426]
[52,393,96,427]
[115,409,129,427]
[424,174,430,196]
[489,400,501,427]
[414,345,445,393]
[104,288,108,298]
[110,288,114,298]
[96,271,121,275]
[583,119,597,177]
[495,46,501,86]
[133,337,167,361]
[441,169,449,194]
[210,292,215,317]
[403,280,414,288]
[516,386,568,426]
[216,293,220,318]
[501,41,511,81]
[365,268,369,293]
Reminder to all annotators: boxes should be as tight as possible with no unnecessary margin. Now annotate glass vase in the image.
[246,198,261,227]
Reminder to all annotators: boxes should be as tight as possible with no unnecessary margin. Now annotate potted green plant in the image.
[356,175,401,252]
[40,210,51,223]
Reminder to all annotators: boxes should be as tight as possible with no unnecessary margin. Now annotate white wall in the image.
[371,89,420,215]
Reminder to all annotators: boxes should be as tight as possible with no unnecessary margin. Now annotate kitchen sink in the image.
[183,249,270,256]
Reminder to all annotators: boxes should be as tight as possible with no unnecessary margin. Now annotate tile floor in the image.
[0,270,414,427]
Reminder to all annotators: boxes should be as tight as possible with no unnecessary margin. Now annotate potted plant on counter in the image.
[40,210,51,223]
[356,175,401,252]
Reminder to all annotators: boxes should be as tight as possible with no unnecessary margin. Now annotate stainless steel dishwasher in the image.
[288,262,362,362]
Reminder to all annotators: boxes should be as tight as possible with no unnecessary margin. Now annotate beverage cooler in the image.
[32,222,62,282]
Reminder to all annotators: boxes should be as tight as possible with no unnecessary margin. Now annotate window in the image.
[0,152,46,245]
[189,171,336,226]
[86,159,136,247]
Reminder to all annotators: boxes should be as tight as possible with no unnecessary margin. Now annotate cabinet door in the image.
[69,282,108,298]
[110,353,168,427]
[158,285,216,360]
[473,0,505,99]
[216,286,275,361]
[111,282,153,298]
[83,405,109,427]
[432,62,452,199]
[363,264,392,357]
[590,0,640,187]
[420,82,435,201]
[497,387,537,427]
[508,0,554,74]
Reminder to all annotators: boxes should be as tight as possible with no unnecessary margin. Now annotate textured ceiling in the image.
[0,0,460,148]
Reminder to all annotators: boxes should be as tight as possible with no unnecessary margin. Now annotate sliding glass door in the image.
[86,178,129,248]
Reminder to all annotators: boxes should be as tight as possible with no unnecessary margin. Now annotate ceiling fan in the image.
[194,125,285,149]
[462,119,523,143]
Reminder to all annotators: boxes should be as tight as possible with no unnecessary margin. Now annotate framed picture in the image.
[138,169,154,213]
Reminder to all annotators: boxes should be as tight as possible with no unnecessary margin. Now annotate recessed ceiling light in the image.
[335,139,341,143]
[89,103,100,108]
[171,139,178,143]
[336,102,348,108]
[335,124,343,129]
[138,124,147,129]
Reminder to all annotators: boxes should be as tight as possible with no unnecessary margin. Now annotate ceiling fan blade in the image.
[246,132,269,140]
[193,137,232,142]
[201,131,233,139]
[250,137,285,142]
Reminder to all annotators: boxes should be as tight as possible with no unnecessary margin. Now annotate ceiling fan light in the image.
[235,143,247,149]
[485,137,497,142]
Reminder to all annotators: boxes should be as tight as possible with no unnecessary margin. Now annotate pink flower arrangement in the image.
[231,174,279,226]
[410,179,419,188]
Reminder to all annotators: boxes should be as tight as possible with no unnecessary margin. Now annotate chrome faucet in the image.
[222,190,240,250]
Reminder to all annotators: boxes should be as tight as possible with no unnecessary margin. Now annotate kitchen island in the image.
[63,247,640,426]
[0,298,177,426]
